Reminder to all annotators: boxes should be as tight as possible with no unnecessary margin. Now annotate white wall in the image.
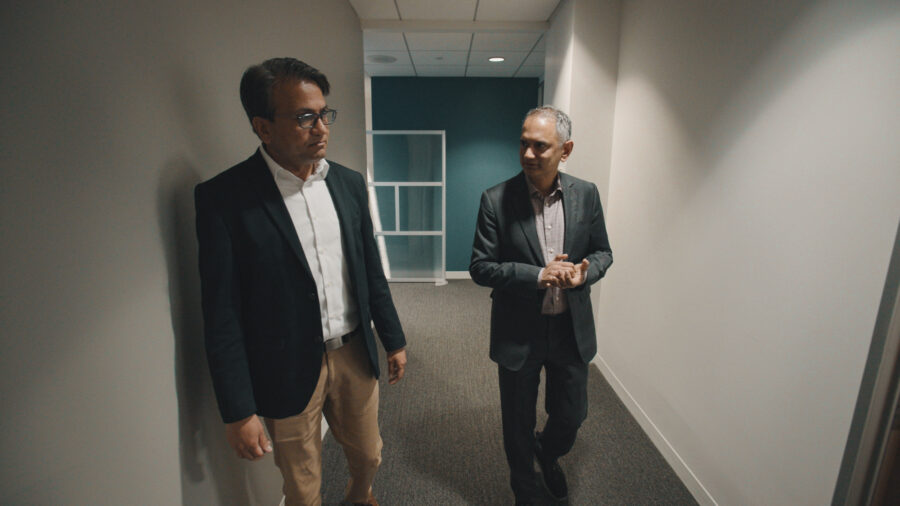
[0,1,366,504]
[544,0,576,114]
[544,0,621,204]
[590,0,900,505]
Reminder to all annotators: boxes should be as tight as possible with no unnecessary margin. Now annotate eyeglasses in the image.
[290,109,337,129]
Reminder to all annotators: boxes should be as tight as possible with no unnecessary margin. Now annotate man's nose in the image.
[311,116,328,134]
[523,147,535,159]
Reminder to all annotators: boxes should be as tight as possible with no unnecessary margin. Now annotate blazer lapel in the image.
[511,172,545,265]
[242,149,315,281]
[560,172,579,254]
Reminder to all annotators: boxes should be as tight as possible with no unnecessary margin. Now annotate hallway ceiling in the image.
[349,0,560,78]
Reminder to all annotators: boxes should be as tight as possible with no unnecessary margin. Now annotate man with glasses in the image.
[195,57,407,506]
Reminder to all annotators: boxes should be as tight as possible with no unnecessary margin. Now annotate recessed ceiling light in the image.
[488,57,505,63]
[368,55,398,64]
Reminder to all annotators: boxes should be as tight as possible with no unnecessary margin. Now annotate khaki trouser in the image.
[265,336,382,506]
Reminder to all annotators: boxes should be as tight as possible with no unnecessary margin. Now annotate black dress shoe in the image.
[534,432,568,500]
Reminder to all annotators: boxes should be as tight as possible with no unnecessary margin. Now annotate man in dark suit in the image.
[195,58,407,506]
[470,106,613,504]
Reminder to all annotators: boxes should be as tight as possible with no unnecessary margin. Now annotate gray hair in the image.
[524,105,572,145]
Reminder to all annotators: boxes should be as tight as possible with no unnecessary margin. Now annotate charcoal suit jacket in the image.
[195,149,405,424]
[469,171,612,371]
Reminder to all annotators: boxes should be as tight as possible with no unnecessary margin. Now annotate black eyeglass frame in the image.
[288,108,337,129]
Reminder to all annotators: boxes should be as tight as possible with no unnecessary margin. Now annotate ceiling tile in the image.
[364,50,413,66]
[415,65,467,77]
[472,32,542,52]
[475,0,560,21]
[404,32,472,51]
[465,65,516,78]
[349,0,399,20]
[409,50,469,66]
[514,66,544,78]
[467,50,528,67]
[365,64,417,77]
[396,0,478,20]
[364,32,407,51]
[523,51,544,66]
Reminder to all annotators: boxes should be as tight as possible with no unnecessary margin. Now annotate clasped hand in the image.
[540,254,590,289]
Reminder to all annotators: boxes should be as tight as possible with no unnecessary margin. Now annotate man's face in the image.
[519,114,572,180]
[253,79,329,171]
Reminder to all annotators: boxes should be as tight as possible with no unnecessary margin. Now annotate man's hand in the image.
[225,414,272,461]
[540,254,576,288]
[387,348,407,385]
[564,259,590,288]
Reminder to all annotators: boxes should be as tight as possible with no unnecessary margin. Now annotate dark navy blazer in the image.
[195,150,405,423]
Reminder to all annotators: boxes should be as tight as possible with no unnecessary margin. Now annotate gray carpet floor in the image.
[321,280,697,505]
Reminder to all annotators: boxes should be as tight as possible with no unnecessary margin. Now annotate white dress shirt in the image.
[260,146,359,342]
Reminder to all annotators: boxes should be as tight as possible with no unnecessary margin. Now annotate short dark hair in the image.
[239,57,330,124]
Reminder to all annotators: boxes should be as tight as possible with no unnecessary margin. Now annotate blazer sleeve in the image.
[469,190,543,293]
[581,183,613,287]
[195,183,257,423]
[356,175,406,352]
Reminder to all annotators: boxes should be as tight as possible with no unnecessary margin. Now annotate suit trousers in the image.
[498,311,588,502]
[264,335,382,506]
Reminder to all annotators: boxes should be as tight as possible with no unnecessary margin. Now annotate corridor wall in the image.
[543,0,900,504]
[0,0,367,503]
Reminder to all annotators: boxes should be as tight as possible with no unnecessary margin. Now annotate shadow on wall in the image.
[158,159,283,505]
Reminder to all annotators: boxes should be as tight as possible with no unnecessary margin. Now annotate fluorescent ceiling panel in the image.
[471,32,542,51]
[349,0,399,20]
[409,50,469,66]
[404,32,472,51]
[396,0,477,20]
[475,0,560,21]
[364,32,407,51]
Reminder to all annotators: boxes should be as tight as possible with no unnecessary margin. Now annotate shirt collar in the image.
[260,144,330,186]
[526,174,562,200]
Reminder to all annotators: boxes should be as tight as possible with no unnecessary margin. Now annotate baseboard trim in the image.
[445,271,471,279]
[591,355,718,506]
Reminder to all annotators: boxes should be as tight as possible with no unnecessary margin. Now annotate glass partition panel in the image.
[372,134,442,182]
[399,187,442,232]
[367,131,446,283]
[374,186,395,231]
[382,235,442,280]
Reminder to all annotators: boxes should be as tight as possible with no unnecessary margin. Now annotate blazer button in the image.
[307,292,316,301]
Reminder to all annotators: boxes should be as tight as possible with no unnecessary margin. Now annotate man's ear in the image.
[560,140,574,161]
[251,117,271,144]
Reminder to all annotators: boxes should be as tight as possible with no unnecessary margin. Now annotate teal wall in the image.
[371,77,539,272]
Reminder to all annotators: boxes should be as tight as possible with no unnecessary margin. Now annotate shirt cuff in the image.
[537,267,545,288]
